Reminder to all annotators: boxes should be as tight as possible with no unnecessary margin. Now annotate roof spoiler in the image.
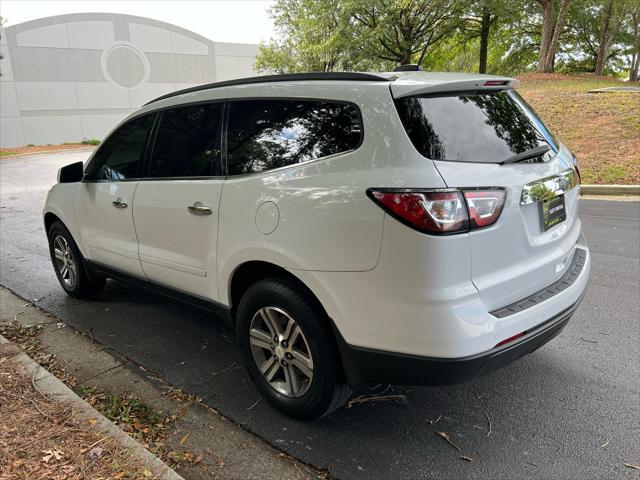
[390,75,519,99]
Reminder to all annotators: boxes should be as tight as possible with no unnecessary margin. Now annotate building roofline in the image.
[144,72,394,105]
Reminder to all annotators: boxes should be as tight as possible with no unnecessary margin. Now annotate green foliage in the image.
[559,0,634,74]
[82,139,101,146]
[256,0,640,78]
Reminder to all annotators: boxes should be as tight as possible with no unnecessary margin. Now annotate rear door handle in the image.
[187,202,213,216]
[112,198,128,209]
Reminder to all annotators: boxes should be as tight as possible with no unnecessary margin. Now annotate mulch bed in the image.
[0,347,152,480]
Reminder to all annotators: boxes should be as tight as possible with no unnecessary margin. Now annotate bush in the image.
[81,139,101,146]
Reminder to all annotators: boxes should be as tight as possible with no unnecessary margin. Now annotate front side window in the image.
[88,114,154,180]
[149,103,223,178]
[394,90,559,164]
[226,99,362,175]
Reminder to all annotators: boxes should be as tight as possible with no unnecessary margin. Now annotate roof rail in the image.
[144,72,391,106]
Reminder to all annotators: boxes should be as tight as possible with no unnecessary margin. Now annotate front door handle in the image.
[187,201,213,216]
[112,198,128,209]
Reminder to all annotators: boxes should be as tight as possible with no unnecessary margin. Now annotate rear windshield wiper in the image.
[499,145,551,165]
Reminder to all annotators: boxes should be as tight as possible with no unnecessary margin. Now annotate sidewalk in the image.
[0,287,326,480]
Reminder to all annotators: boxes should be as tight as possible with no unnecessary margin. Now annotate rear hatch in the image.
[392,81,581,311]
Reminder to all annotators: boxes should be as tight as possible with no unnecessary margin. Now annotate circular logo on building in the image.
[101,43,150,89]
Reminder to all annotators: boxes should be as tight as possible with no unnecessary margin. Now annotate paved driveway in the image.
[1,152,639,479]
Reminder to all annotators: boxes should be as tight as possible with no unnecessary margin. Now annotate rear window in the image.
[394,90,558,164]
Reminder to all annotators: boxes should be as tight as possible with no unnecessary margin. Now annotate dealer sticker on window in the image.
[540,195,566,231]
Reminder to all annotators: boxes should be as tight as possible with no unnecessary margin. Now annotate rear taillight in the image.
[367,188,505,235]
[464,189,506,229]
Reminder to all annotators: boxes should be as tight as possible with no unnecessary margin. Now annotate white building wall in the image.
[0,13,260,148]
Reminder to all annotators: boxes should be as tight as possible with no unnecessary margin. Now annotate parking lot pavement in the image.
[1,152,639,479]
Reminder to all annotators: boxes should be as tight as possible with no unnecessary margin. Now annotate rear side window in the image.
[89,114,154,180]
[226,99,362,175]
[394,90,559,164]
[149,103,223,178]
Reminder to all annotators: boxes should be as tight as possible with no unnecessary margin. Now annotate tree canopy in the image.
[255,0,640,79]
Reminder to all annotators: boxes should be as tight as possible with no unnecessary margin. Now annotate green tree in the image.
[256,0,467,73]
[537,0,573,72]
[255,0,362,73]
[625,2,640,80]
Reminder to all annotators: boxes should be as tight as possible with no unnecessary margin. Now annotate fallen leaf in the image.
[143,468,153,477]
[461,454,474,462]
[435,431,461,451]
[179,433,190,445]
[41,449,64,463]
[88,447,104,460]
[625,463,640,470]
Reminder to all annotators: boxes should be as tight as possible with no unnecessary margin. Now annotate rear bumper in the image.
[334,291,584,388]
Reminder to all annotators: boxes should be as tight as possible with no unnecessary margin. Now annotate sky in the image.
[0,0,277,45]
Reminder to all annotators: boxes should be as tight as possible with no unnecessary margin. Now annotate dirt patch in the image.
[0,350,152,480]
[0,143,97,158]
[517,73,640,184]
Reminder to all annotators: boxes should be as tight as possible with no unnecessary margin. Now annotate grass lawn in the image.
[517,73,640,185]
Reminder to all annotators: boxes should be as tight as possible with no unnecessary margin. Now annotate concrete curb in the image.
[581,184,640,196]
[0,334,185,480]
[0,147,96,159]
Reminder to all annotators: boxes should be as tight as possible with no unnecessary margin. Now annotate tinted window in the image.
[149,103,223,178]
[394,90,559,164]
[226,100,362,175]
[89,114,153,180]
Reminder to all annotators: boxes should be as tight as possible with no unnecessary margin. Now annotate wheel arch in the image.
[228,261,326,320]
[44,211,62,233]
[228,260,355,387]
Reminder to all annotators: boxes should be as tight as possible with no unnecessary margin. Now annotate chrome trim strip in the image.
[520,168,580,205]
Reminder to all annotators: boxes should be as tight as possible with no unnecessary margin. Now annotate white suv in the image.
[44,71,591,420]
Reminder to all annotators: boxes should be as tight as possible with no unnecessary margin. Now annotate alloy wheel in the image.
[249,306,314,397]
[53,235,77,289]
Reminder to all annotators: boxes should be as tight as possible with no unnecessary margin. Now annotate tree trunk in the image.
[629,10,640,82]
[478,6,491,74]
[631,52,639,82]
[595,0,614,75]
[542,0,571,73]
[537,0,555,72]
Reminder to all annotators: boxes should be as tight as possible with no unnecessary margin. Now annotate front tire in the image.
[48,221,106,299]
[236,277,351,420]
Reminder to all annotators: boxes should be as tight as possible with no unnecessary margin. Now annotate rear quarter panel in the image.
[212,81,446,305]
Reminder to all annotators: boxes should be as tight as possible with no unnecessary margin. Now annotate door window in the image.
[226,99,362,175]
[149,103,223,178]
[88,114,154,180]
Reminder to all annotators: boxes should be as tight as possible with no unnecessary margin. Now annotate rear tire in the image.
[236,277,351,420]
[48,221,106,299]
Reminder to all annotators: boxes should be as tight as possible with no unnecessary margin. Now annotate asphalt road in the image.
[1,151,639,480]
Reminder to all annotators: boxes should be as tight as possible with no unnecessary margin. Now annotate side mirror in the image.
[58,161,84,183]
